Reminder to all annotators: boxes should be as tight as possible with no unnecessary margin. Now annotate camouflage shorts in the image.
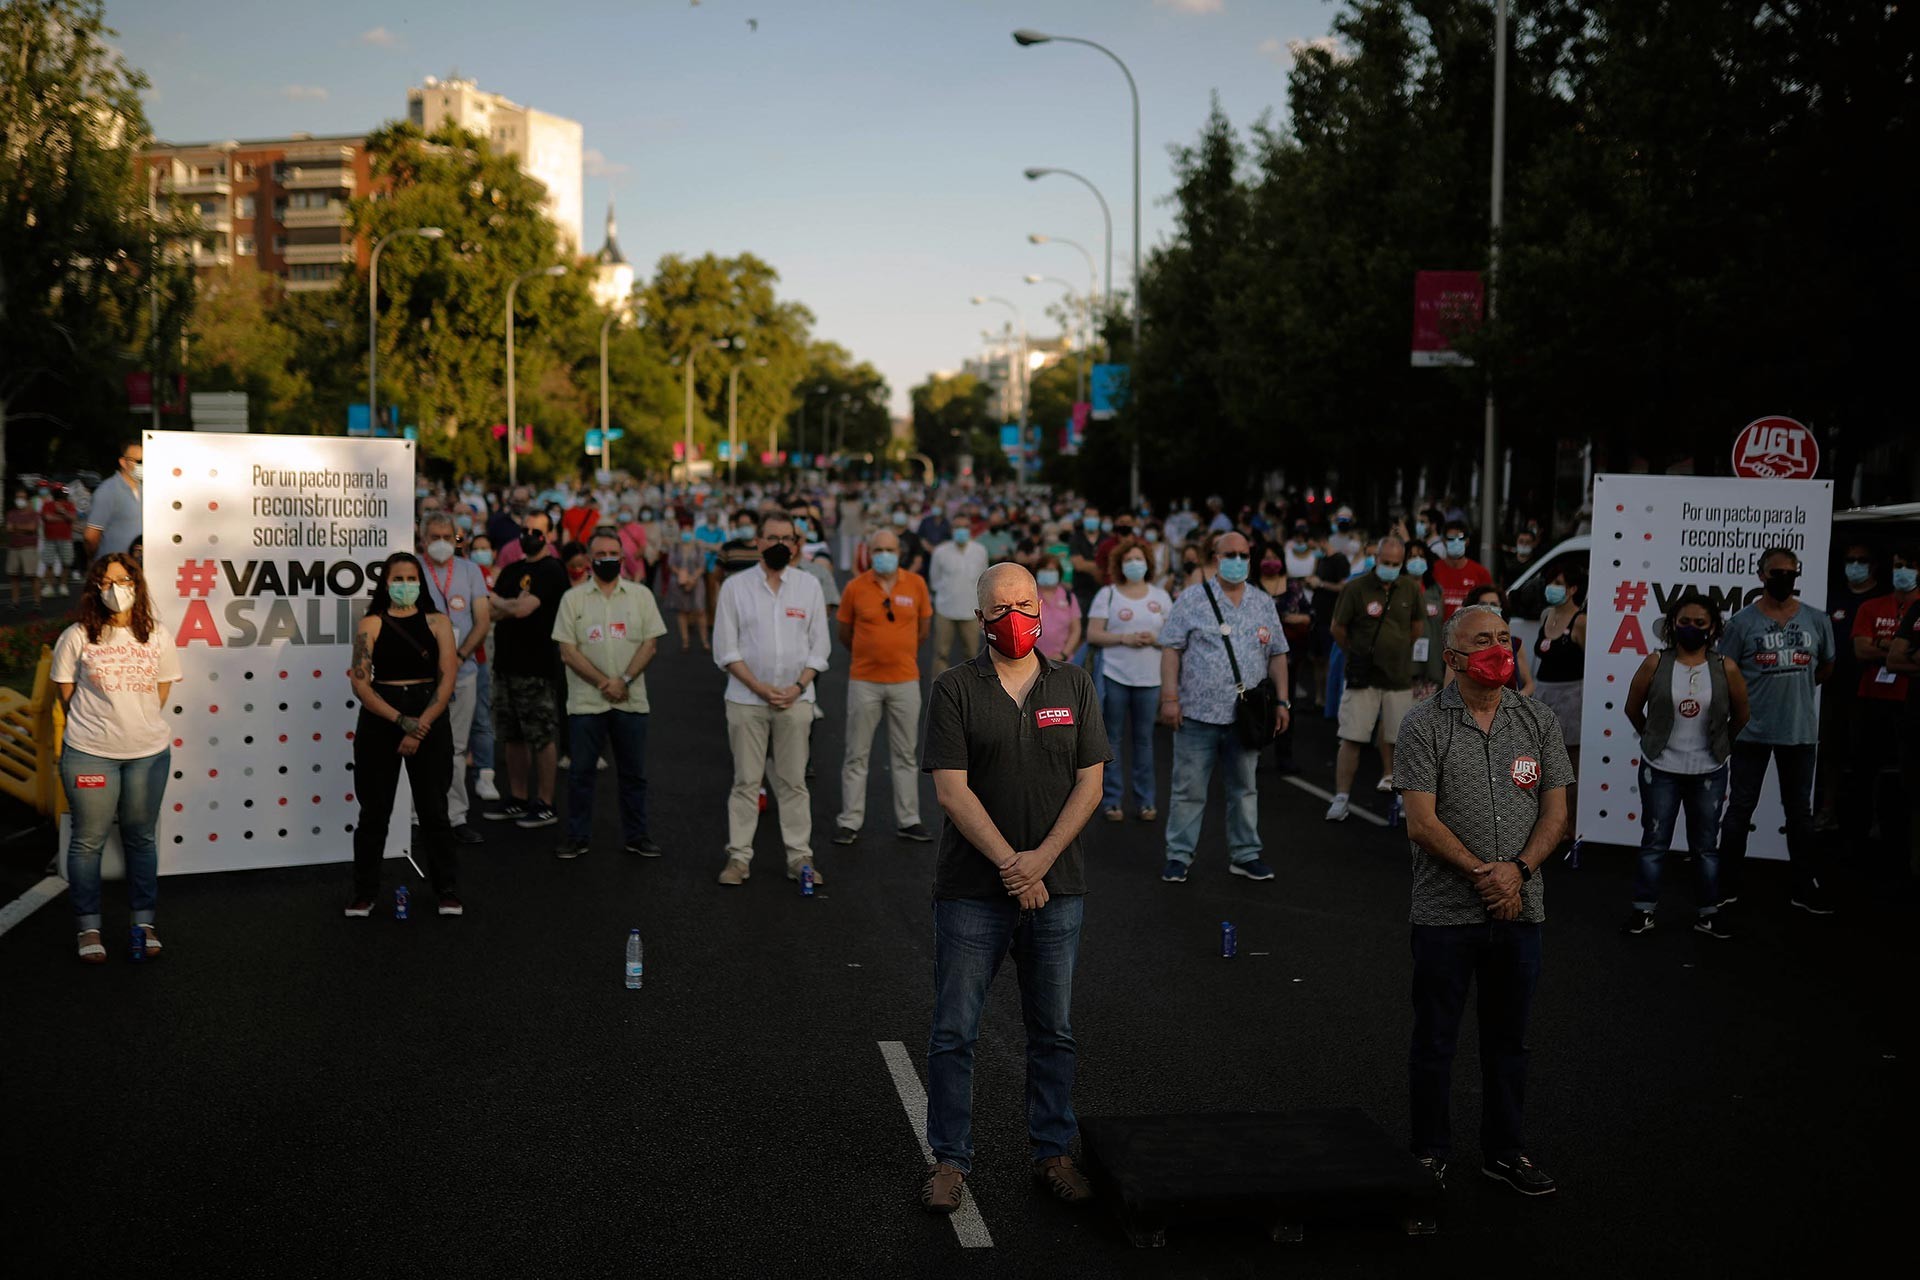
[493,673,559,749]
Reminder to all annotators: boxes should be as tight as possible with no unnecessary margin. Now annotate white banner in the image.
[143,430,417,874]
[1579,474,1834,857]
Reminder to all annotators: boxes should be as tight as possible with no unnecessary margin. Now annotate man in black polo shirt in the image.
[918,562,1109,1216]
[482,509,571,828]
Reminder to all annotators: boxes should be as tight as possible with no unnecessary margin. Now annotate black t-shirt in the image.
[1069,532,1101,608]
[491,555,569,676]
[898,530,929,576]
[719,536,761,577]
[1311,553,1351,629]
[922,653,1111,899]
[1829,584,1885,698]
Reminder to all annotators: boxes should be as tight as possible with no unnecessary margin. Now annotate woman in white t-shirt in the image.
[52,553,181,964]
[1087,537,1174,823]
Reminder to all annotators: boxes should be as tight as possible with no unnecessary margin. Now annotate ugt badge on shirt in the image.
[1510,755,1540,789]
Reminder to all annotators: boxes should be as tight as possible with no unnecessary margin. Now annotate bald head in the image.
[867,528,900,554]
[977,561,1037,614]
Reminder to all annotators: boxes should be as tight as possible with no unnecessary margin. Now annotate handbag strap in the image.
[1201,578,1247,694]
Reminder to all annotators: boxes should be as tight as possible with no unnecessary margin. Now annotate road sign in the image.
[606,428,625,442]
[586,429,603,452]
[1731,416,1818,480]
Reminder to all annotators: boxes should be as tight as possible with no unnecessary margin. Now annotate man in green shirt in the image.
[1327,535,1426,821]
[551,532,669,859]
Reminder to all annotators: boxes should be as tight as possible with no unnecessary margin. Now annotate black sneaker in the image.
[1161,860,1189,883]
[554,840,589,860]
[437,894,464,917]
[624,836,663,857]
[1416,1156,1448,1188]
[896,823,934,843]
[832,826,859,845]
[1483,1153,1557,1196]
[482,799,528,822]
[451,823,486,845]
[1692,914,1734,939]
[1621,909,1656,935]
[1790,892,1835,916]
[516,803,559,829]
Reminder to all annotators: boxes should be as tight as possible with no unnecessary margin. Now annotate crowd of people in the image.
[37,438,1916,1210]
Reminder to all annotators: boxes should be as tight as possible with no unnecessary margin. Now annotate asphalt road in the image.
[2,622,1908,1279]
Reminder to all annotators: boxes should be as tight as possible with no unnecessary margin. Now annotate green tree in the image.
[187,265,311,431]
[910,372,996,477]
[0,0,186,475]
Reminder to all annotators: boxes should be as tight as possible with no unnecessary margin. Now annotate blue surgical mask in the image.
[1895,567,1918,593]
[1122,559,1149,583]
[1406,557,1428,578]
[455,514,473,531]
[953,527,971,544]
[680,531,694,543]
[1444,537,1467,558]
[1037,569,1061,587]
[892,511,908,526]
[1217,555,1250,585]
[471,549,495,567]
[1376,563,1401,583]
[1084,516,1101,533]
[871,550,899,576]
[1844,561,1872,586]
[387,580,421,608]
[1145,530,1160,543]
[1100,518,1113,533]
[1414,521,1428,538]
[1544,584,1569,606]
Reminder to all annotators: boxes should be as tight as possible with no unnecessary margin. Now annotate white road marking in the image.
[877,1039,994,1249]
[1282,775,1391,827]
[0,876,67,938]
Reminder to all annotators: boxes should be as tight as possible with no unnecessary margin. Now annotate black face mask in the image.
[762,543,793,571]
[1673,624,1710,651]
[1763,570,1798,602]
[592,557,622,583]
[519,531,546,557]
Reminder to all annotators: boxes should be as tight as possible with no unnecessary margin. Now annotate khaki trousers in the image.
[931,614,974,672]
[725,700,814,868]
[837,678,922,832]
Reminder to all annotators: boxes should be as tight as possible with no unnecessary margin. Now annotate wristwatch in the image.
[1512,858,1534,883]
[1274,699,1292,709]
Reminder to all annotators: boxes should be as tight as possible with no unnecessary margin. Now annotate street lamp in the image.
[1014,28,1143,505]
[728,356,768,485]
[505,264,566,486]
[1025,273,1087,409]
[369,225,443,438]
[598,310,621,475]
[1028,233,1100,346]
[972,295,1029,485]
[683,337,738,485]
[1022,169,1112,314]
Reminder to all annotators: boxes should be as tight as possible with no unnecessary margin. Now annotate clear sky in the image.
[111,0,1335,414]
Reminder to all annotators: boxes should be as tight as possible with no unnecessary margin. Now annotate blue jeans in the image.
[1324,643,1345,720]
[926,894,1084,1175]
[1718,741,1820,898]
[469,663,496,772]
[1409,921,1542,1162]
[1164,719,1261,866]
[1632,763,1728,915]
[566,710,649,843]
[1100,680,1158,811]
[60,745,170,931]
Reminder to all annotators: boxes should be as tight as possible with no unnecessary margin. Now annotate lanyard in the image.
[427,558,456,605]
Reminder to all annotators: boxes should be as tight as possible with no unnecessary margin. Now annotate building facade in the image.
[407,77,584,252]
[140,134,373,292]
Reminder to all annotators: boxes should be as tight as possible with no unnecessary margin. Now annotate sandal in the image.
[922,1162,965,1214]
[1034,1154,1096,1203]
[1138,807,1159,822]
[137,924,162,959]
[77,929,106,964]
[1102,807,1125,823]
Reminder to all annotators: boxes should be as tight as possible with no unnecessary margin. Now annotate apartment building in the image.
[140,133,372,292]
[407,76,584,251]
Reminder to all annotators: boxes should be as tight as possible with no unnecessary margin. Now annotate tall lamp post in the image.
[505,264,566,486]
[1025,273,1086,409]
[1028,233,1100,352]
[972,295,1028,486]
[728,356,769,485]
[598,309,621,475]
[1014,29,1142,506]
[1022,169,1112,319]
[683,337,738,486]
[369,225,443,437]
[1481,0,1509,571]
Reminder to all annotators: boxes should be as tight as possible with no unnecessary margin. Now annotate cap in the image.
[1335,504,1355,519]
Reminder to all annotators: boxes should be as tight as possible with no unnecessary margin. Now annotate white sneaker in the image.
[597,755,609,771]
[474,769,501,802]
[59,582,69,597]
[1375,774,1394,793]
[1325,794,1351,822]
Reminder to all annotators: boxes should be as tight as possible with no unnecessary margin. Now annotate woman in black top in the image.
[1532,564,1588,790]
[345,552,461,917]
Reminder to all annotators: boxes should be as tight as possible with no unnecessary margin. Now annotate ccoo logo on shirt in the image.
[1035,707,1074,728]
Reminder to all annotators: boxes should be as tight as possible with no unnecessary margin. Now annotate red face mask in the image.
[1458,643,1515,687]
[982,608,1043,660]
[567,566,589,584]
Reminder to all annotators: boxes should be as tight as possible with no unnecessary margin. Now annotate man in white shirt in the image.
[711,510,831,887]
[928,521,989,671]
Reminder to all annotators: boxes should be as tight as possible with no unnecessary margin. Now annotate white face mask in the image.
[425,539,457,564]
[129,461,144,482]
[103,582,137,614]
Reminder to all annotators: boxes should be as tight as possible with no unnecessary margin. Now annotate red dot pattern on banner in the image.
[279,735,288,743]
[279,798,288,806]
[313,733,322,742]
[1600,784,1609,791]
[173,803,183,812]
[345,794,354,803]
[174,738,183,748]
[311,796,321,805]
[208,768,218,777]
[172,468,182,477]
[208,502,219,511]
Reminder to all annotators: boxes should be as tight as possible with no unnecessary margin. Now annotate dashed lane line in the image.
[1281,775,1392,827]
[0,876,66,939]
[877,1039,994,1249]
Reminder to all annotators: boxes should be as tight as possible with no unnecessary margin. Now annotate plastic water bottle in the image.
[394,885,410,920]
[128,925,147,963]
[1220,921,1237,958]
[625,928,644,989]
[800,865,815,897]
[1387,794,1405,828]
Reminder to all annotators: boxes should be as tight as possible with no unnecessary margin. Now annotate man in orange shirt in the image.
[834,528,934,845]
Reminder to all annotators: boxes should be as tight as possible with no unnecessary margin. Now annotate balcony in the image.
[279,165,352,191]
[281,202,350,229]
[283,141,354,165]
[166,174,231,197]
[189,245,232,269]
[281,241,353,266]
[283,271,343,293]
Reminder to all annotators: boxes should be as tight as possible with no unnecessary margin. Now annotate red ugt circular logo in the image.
[1510,755,1540,789]
[1732,416,1818,480]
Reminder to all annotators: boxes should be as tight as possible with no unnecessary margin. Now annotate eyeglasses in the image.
[766,534,801,545]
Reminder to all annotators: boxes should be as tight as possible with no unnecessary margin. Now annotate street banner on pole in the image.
[1090,365,1129,419]
[1410,271,1483,367]
[143,430,416,874]
[1579,473,1833,858]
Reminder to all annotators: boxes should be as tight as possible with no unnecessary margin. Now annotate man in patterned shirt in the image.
[1394,602,1572,1198]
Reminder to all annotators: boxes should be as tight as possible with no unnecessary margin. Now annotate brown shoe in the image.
[1138,807,1159,822]
[922,1162,965,1214]
[717,859,750,886]
[1034,1155,1095,1203]
[787,861,825,887]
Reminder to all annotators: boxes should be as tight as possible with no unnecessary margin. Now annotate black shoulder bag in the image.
[1202,578,1279,750]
